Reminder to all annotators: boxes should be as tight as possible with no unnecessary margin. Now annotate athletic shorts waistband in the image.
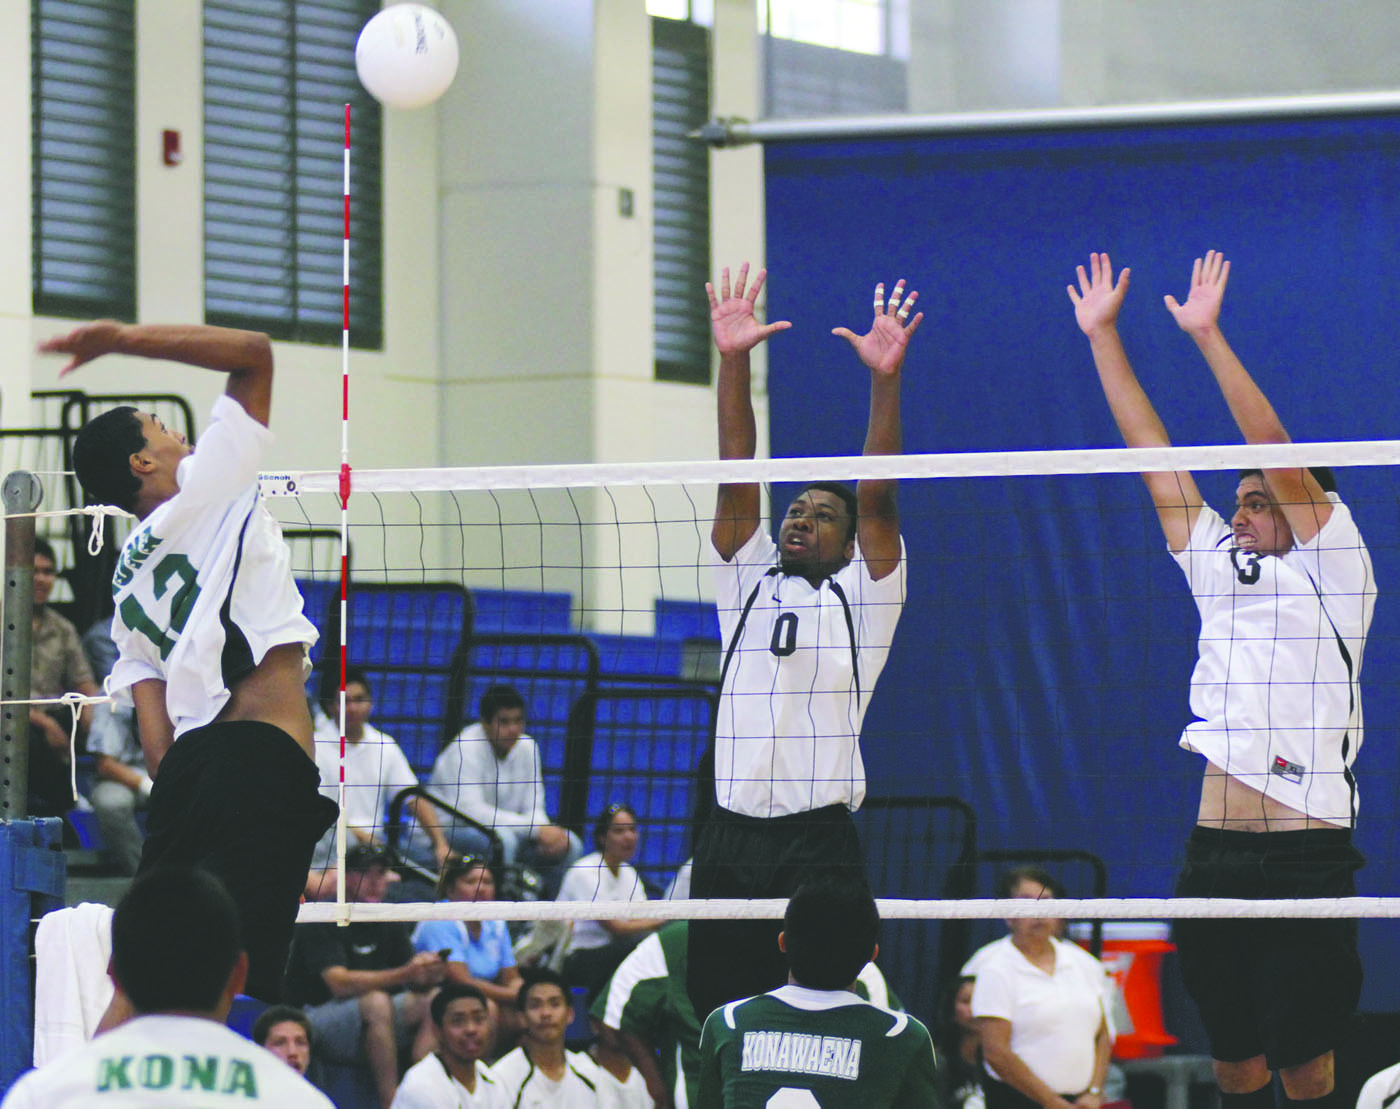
[712,802,852,828]
[1187,825,1353,853]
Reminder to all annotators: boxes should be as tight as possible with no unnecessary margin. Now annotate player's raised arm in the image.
[710,263,792,560]
[832,279,922,581]
[1165,250,1332,543]
[1068,252,1202,552]
[40,322,274,427]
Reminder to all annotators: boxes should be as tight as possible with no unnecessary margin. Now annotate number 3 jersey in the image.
[712,528,906,819]
[108,396,318,739]
[1172,495,1376,826]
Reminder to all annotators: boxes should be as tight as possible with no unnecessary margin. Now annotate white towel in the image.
[33,902,115,1066]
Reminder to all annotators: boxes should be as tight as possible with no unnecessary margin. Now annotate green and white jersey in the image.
[108,396,316,738]
[592,922,905,1109]
[697,985,938,1109]
[0,1014,335,1108]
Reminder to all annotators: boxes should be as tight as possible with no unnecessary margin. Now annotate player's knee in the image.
[1214,1056,1271,1093]
[1279,1053,1334,1100]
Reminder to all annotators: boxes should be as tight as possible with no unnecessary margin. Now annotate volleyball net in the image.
[11,437,1400,1016]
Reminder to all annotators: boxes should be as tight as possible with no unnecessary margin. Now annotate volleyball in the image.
[355,4,459,110]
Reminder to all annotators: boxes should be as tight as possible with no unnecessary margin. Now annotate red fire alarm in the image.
[162,129,182,167]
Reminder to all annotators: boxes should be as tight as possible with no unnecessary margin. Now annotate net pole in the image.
[0,472,42,818]
[335,103,353,922]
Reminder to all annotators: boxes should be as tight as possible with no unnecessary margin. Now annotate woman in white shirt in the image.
[556,803,663,998]
[973,867,1113,1109]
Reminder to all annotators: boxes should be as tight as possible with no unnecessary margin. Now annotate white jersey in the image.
[491,1047,601,1108]
[1,1013,334,1108]
[1173,498,1375,826]
[1357,1061,1400,1109]
[108,396,317,737]
[596,1063,651,1109]
[712,528,906,817]
[391,1054,506,1108]
[556,852,650,951]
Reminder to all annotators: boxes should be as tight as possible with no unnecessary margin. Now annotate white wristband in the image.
[138,774,154,800]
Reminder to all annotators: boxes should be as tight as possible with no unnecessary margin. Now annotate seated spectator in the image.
[86,687,149,875]
[421,684,582,894]
[411,855,524,1051]
[557,803,662,1000]
[392,984,505,1108]
[492,968,603,1105]
[589,1032,653,1108]
[253,1004,314,1078]
[938,975,985,1109]
[305,668,451,899]
[27,537,99,818]
[285,845,447,1109]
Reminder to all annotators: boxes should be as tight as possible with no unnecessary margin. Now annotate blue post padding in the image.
[0,819,65,1093]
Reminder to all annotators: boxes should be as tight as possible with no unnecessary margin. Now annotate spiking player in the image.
[49,321,338,1003]
[687,264,919,1024]
[1069,252,1375,1109]
[697,877,937,1109]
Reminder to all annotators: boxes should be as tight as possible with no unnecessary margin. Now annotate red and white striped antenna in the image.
[335,102,353,917]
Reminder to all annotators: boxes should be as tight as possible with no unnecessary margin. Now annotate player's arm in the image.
[618,1029,675,1109]
[1068,253,1202,553]
[1165,250,1332,543]
[893,1028,944,1109]
[39,322,273,427]
[979,1017,1076,1109]
[709,264,792,560]
[833,279,923,580]
[131,679,175,777]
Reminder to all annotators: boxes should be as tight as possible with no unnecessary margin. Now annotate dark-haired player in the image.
[1,868,333,1107]
[687,265,919,1023]
[44,322,337,1003]
[697,877,937,1108]
[1070,252,1375,1109]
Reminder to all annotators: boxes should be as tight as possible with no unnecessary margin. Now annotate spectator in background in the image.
[306,667,451,899]
[78,617,150,874]
[557,803,662,1001]
[392,984,506,1109]
[284,844,446,1109]
[973,867,1113,1109]
[253,1004,315,1077]
[27,536,100,818]
[492,968,604,1106]
[424,685,582,893]
[1,868,333,1108]
[938,975,985,1109]
[411,855,524,1052]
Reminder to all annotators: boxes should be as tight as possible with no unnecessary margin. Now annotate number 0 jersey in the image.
[713,528,906,819]
[108,396,317,738]
[1173,496,1376,826]
[697,985,937,1109]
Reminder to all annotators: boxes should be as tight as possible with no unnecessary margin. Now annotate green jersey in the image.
[697,985,938,1109]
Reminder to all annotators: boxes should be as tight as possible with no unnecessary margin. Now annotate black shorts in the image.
[686,803,864,1023]
[139,720,338,1003]
[1173,826,1364,1070]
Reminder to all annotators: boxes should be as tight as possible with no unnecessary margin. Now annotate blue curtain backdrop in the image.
[763,111,1400,1010]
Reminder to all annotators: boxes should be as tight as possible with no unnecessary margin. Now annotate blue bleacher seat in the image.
[654,598,721,641]
[470,588,572,635]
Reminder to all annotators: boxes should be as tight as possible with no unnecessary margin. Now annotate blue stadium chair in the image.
[561,688,717,892]
[654,599,720,641]
[589,633,686,684]
[470,588,573,635]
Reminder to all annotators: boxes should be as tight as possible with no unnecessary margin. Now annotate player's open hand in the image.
[1067,253,1129,337]
[38,320,126,377]
[832,279,923,376]
[1164,249,1229,336]
[706,263,792,357]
